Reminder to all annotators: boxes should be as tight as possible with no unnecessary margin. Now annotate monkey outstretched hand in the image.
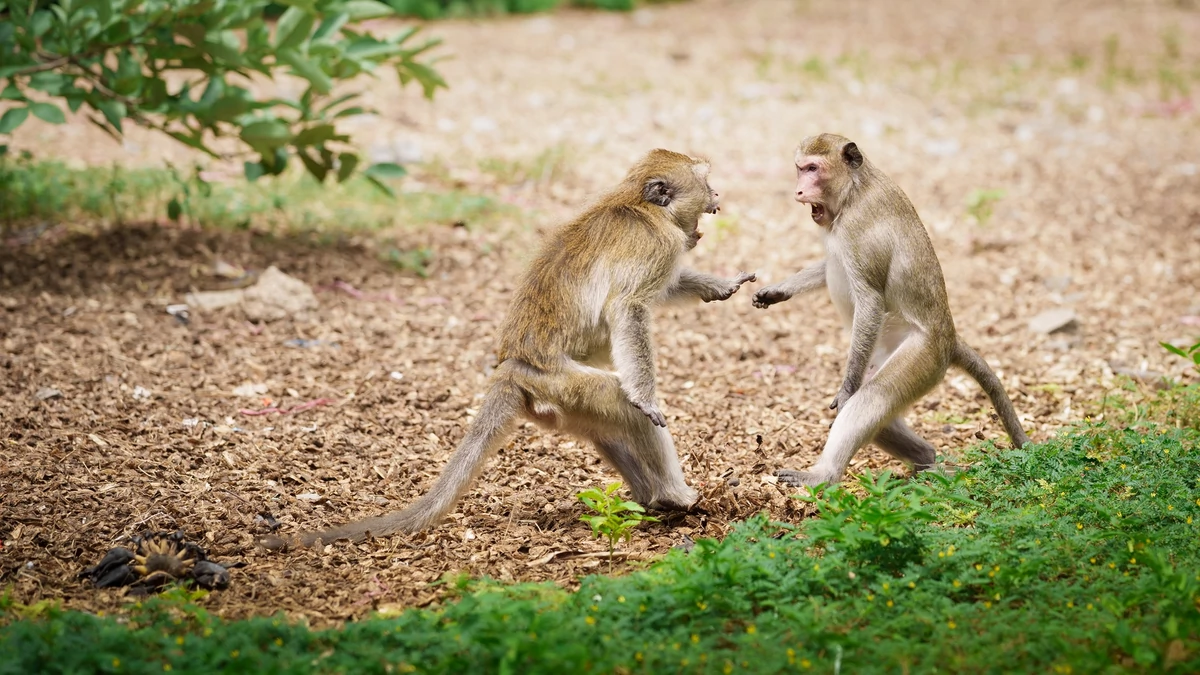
[751,261,827,309]
[702,271,757,302]
[630,398,667,427]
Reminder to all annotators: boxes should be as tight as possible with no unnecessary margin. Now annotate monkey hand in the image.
[752,285,791,309]
[703,271,757,303]
[630,398,667,427]
[828,385,856,412]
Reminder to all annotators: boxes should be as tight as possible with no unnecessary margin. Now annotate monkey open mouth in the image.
[810,204,826,221]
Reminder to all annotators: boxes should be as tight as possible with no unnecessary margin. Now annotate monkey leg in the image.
[557,372,698,511]
[871,418,937,472]
[777,335,946,488]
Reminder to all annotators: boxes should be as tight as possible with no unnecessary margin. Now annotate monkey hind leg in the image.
[951,339,1031,448]
[274,372,526,549]
[560,374,698,511]
[778,336,945,488]
[873,418,937,473]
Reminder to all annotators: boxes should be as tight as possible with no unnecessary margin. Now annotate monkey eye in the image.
[804,165,818,172]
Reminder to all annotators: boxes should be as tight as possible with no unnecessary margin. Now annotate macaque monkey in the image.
[753,133,1029,487]
[264,149,754,548]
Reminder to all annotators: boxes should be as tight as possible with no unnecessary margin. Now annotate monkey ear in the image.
[643,179,674,207]
[842,142,864,169]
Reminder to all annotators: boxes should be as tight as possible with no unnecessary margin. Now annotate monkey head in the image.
[631,149,720,249]
[794,133,864,227]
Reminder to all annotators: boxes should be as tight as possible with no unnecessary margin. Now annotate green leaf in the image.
[274,6,315,50]
[96,100,126,133]
[340,0,396,21]
[167,198,183,221]
[400,61,447,99]
[276,49,333,95]
[335,152,359,182]
[0,145,7,156]
[0,106,30,133]
[272,0,317,11]
[312,12,348,42]
[297,148,328,182]
[28,72,69,95]
[1160,342,1188,358]
[240,120,292,149]
[293,123,336,146]
[364,162,407,180]
[364,174,394,197]
[243,161,265,182]
[28,102,65,124]
[0,83,23,101]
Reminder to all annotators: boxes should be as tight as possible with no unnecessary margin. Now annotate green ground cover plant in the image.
[0,153,512,232]
[3,383,1198,673]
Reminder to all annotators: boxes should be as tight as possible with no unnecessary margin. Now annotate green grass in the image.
[2,385,1198,674]
[0,153,515,234]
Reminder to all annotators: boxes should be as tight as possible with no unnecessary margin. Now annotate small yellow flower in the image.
[886,600,894,608]
[112,659,120,668]
[1167,505,1173,510]
[696,601,708,611]
[176,636,184,645]
[988,571,996,578]
[994,593,1001,601]
[787,648,796,665]
[984,601,992,609]
[590,605,598,612]
[1076,523,1083,530]
[769,552,775,559]
[681,659,689,667]
[585,616,596,626]
[867,594,875,601]
[163,666,172,673]
[746,625,757,635]
[673,643,680,650]
[1086,603,1094,610]
[274,638,283,647]
[882,583,890,591]
[617,596,625,603]
[691,634,700,644]
[203,628,212,637]
[908,582,916,589]
[635,652,643,662]
[1066,601,1074,608]
[938,552,945,558]
[952,580,961,588]
[975,564,982,571]
[801,659,812,669]
[1188,517,1193,524]
[639,604,646,612]
[1130,558,1137,565]
[1089,557,1096,564]
[1109,563,1116,569]
[1121,464,1126,469]
[723,662,733,674]
[231,651,239,658]
[947,621,957,629]
[813,564,820,572]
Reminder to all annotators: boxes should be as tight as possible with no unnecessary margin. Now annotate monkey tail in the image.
[951,338,1031,448]
[261,371,525,550]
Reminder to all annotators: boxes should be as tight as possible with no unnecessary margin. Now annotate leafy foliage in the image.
[0,0,445,192]
[3,386,1200,673]
[577,482,658,567]
[1162,338,1200,375]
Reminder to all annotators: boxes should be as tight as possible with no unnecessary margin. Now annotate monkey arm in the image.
[610,302,666,427]
[752,261,826,308]
[662,268,756,304]
[835,288,885,409]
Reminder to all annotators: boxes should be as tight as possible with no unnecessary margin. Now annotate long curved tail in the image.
[951,338,1031,448]
[261,375,524,550]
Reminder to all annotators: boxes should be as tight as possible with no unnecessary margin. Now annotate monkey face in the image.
[794,154,829,224]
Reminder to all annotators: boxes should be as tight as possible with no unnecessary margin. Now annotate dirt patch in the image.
[2,0,1199,626]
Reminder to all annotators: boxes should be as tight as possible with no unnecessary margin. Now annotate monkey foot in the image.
[774,469,832,488]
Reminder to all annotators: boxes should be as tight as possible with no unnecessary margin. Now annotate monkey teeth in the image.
[811,204,826,220]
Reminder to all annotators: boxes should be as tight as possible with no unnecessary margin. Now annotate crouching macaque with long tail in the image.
[263,149,754,548]
[753,133,1030,487]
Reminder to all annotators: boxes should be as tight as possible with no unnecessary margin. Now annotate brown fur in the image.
[261,149,754,549]
[754,133,1030,487]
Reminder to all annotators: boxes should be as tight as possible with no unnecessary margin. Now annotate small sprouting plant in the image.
[1161,339,1200,374]
[964,188,1006,226]
[578,482,658,569]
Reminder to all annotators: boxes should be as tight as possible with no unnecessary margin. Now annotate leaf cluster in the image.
[0,0,446,192]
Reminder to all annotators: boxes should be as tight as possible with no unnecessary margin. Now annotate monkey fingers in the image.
[752,286,789,308]
[632,400,667,427]
[774,469,828,488]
